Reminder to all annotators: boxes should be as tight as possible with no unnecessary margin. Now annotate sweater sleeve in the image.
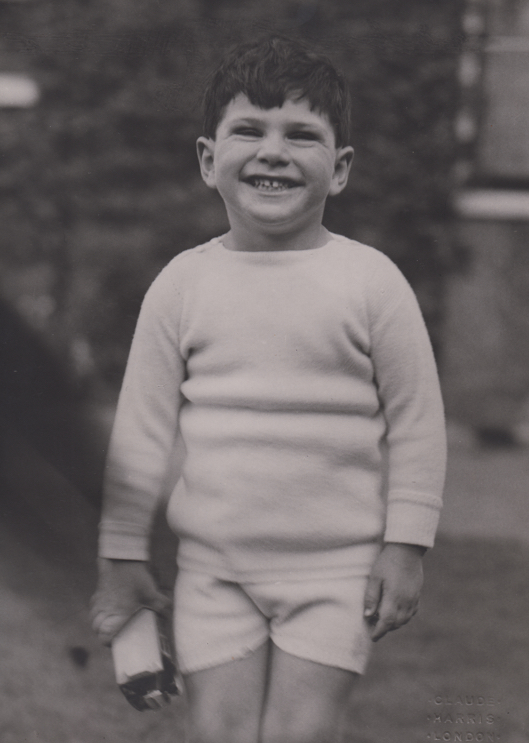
[98,265,186,560]
[367,256,446,548]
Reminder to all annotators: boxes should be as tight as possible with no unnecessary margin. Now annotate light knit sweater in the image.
[99,234,446,580]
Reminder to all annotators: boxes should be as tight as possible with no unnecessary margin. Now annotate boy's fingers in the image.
[91,590,172,646]
[90,561,173,646]
[367,591,399,641]
[92,612,130,646]
[363,575,382,618]
[148,591,173,618]
[369,610,396,642]
[369,595,419,641]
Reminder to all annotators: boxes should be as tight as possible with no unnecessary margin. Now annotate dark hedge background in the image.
[0,0,464,400]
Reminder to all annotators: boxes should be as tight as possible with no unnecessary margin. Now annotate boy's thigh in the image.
[184,644,358,743]
[261,645,359,743]
[183,641,270,743]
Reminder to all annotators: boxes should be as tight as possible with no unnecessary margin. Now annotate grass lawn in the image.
[1,431,528,742]
[347,535,529,743]
[1,530,527,743]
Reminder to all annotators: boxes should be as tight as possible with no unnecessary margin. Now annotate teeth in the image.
[251,177,292,191]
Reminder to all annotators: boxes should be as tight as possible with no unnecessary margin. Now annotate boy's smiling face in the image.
[197,94,353,248]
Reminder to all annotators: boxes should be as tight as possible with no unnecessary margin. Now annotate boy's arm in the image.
[363,256,447,641]
[92,269,186,643]
[368,256,446,549]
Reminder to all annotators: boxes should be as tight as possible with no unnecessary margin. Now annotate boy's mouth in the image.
[245,176,298,192]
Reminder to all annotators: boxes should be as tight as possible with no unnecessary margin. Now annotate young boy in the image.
[91,36,446,743]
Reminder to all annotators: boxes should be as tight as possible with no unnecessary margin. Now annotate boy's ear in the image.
[329,146,354,197]
[196,136,217,189]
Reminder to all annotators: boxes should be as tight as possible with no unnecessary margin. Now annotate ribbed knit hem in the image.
[383,497,441,548]
[98,527,149,561]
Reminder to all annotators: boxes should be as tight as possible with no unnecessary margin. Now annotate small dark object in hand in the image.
[119,651,179,711]
[111,608,180,711]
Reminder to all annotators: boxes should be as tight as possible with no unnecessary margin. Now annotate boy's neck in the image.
[223,223,332,253]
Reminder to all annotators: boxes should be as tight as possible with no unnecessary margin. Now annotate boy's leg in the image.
[260,645,358,743]
[183,642,357,743]
[183,640,269,743]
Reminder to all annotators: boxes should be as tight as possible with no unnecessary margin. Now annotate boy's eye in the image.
[288,130,318,141]
[233,127,261,137]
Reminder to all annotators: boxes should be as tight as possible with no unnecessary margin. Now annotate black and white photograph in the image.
[0,2,528,742]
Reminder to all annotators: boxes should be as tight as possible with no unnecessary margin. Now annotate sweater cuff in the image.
[98,521,150,561]
[383,496,442,549]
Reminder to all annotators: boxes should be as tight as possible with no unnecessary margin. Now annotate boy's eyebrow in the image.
[227,117,265,127]
[227,116,327,132]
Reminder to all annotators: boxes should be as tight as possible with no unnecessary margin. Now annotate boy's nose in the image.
[256,133,290,164]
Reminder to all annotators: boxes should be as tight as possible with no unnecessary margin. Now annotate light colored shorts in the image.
[173,569,373,675]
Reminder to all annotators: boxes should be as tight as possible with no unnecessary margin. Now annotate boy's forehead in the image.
[218,93,334,131]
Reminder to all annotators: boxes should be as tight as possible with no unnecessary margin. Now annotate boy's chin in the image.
[247,214,309,234]
[227,202,325,237]
[240,216,326,245]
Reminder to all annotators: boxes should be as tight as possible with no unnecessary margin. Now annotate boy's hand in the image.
[363,542,426,642]
[90,558,172,646]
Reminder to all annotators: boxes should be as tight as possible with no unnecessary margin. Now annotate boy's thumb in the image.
[146,590,173,618]
[92,612,130,646]
[363,576,382,617]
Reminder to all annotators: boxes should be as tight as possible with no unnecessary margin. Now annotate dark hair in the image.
[203,36,351,147]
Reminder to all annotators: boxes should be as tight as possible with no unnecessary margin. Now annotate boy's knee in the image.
[188,721,255,743]
[262,707,337,743]
[187,708,260,743]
